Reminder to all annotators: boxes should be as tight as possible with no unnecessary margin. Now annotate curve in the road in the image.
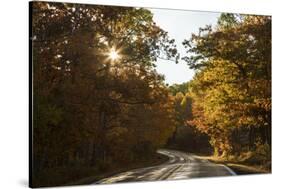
[97,149,236,184]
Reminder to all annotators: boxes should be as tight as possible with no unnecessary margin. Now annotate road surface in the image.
[97,149,236,184]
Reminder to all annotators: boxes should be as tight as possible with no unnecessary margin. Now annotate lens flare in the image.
[109,48,119,61]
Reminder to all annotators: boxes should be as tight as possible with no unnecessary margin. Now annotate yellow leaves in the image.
[181,13,271,157]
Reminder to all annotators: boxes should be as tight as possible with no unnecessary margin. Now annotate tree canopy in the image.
[32,2,179,186]
[183,14,271,157]
[31,3,271,186]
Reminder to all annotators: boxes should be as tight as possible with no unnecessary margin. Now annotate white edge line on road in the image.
[221,164,237,175]
[187,153,237,176]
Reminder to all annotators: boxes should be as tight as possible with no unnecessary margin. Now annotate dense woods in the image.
[32,2,179,186]
[167,83,212,154]
[182,14,271,164]
[31,2,271,187]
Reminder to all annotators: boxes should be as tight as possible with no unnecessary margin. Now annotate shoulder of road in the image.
[194,155,270,175]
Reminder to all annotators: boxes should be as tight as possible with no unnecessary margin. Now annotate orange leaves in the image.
[183,14,271,156]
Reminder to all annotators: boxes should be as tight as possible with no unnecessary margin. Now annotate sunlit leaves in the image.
[184,14,271,156]
[32,2,178,177]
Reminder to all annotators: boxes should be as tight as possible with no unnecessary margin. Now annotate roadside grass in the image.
[225,163,269,175]
[195,153,271,175]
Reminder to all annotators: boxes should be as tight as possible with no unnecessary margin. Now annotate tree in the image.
[32,2,179,186]
[183,14,271,157]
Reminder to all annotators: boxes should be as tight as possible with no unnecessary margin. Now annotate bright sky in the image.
[150,8,220,85]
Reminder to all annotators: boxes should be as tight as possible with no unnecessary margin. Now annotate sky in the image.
[149,8,220,85]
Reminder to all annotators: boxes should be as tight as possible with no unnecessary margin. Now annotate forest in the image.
[31,2,271,187]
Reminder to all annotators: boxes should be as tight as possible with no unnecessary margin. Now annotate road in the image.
[97,149,236,184]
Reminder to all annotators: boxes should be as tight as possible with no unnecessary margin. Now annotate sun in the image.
[104,46,122,63]
[108,47,120,61]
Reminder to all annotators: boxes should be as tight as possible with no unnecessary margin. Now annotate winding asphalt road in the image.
[97,149,236,184]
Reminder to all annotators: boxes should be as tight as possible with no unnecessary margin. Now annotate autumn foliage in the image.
[31,2,271,187]
[183,14,271,160]
[31,2,178,187]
